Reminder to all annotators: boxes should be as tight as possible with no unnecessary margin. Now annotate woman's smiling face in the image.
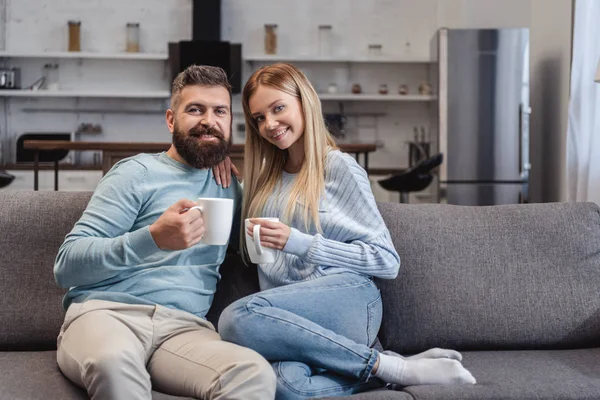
[248,85,305,150]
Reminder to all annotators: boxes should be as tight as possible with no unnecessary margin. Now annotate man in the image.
[53,65,276,400]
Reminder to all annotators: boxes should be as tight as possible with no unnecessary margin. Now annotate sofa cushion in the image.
[318,389,413,399]
[403,348,600,400]
[0,191,93,350]
[376,202,600,353]
[205,253,260,327]
[0,351,192,399]
[0,190,258,350]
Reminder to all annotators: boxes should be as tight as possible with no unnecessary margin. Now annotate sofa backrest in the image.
[376,201,600,353]
[0,191,92,350]
[4,191,599,354]
[0,190,256,351]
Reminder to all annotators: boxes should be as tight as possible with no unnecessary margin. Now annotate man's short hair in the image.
[170,65,232,110]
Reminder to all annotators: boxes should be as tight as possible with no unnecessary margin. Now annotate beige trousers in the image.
[56,300,276,400]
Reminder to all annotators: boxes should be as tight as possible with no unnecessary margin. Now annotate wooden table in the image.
[23,140,377,191]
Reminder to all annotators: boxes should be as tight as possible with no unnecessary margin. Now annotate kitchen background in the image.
[0,0,572,203]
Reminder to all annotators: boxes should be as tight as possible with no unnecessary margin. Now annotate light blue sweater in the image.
[54,152,242,318]
[257,150,400,289]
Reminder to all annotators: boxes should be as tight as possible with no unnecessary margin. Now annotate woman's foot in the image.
[384,348,463,361]
[374,352,476,386]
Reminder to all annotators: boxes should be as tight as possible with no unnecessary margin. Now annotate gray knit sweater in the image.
[257,150,400,290]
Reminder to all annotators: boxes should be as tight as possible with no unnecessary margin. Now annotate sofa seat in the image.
[403,348,600,400]
[0,351,192,400]
[320,390,413,400]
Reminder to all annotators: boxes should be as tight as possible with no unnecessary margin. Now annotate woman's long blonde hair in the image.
[240,63,337,263]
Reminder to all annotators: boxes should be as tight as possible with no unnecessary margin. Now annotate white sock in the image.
[374,352,476,386]
[384,348,463,361]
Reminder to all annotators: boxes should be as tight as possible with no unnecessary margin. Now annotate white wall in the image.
[222,0,440,175]
[0,0,573,202]
[435,0,573,202]
[223,0,573,202]
[0,0,192,165]
[529,0,572,202]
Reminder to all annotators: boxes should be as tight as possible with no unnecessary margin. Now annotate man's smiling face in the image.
[168,84,232,169]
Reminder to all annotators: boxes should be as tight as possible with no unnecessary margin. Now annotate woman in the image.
[218,63,475,399]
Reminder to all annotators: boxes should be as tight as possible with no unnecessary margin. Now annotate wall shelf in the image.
[244,55,435,63]
[0,51,168,60]
[21,107,166,114]
[318,94,436,101]
[8,93,432,102]
[0,90,170,98]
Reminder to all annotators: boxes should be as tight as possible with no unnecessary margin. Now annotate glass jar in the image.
[68,21,81,52]
[43,64,60,90]
[126,23,140,53]
[418,82,433,95]
[264,24,278,55]
[318,25,332,57]
[327,83,338,94]
[379,84,388,95]
[351,83,362,94]
[398,84,409,95]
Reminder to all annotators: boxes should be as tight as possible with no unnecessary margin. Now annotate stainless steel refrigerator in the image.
[436,28,530,205]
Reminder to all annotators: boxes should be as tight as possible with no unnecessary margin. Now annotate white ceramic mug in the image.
[245,217,280,264]
[188,198,234,245]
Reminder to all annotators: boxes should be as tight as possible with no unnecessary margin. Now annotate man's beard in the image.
[172,122,232,169]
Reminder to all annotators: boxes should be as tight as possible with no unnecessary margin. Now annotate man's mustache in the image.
[188,126,225,140]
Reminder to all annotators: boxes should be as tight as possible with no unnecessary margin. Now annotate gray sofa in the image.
[1,190,599,400]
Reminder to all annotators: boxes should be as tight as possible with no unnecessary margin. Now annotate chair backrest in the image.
[16,133,71,163]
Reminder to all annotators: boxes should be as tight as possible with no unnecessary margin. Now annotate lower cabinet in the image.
[4,170,103,191]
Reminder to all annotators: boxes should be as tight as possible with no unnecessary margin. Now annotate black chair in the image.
[0,170,15,189]
[16,133,71,163]
[378,153,443,203]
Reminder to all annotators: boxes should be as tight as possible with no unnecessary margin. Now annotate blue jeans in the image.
[218,272,385,399]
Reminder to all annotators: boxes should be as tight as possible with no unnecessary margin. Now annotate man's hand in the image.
[247,219,291,250]
[212,156,241,188]
[149,199,205,250]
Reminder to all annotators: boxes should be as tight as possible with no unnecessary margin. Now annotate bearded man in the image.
[53,65,276,400]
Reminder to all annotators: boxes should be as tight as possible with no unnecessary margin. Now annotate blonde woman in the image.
[218,63,475,399]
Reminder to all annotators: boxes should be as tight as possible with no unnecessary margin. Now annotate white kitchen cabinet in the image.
[4,170,102,191]
[58,171,103,191]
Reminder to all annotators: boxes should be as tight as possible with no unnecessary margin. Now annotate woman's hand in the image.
[212,156,241,188]
[247,219,291,250]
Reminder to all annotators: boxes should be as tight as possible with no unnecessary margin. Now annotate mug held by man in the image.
[188,198,234,245]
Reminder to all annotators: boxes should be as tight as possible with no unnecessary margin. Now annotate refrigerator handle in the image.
[518,103,523,175]
[436,28,449,203]
[519,103,532,177]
